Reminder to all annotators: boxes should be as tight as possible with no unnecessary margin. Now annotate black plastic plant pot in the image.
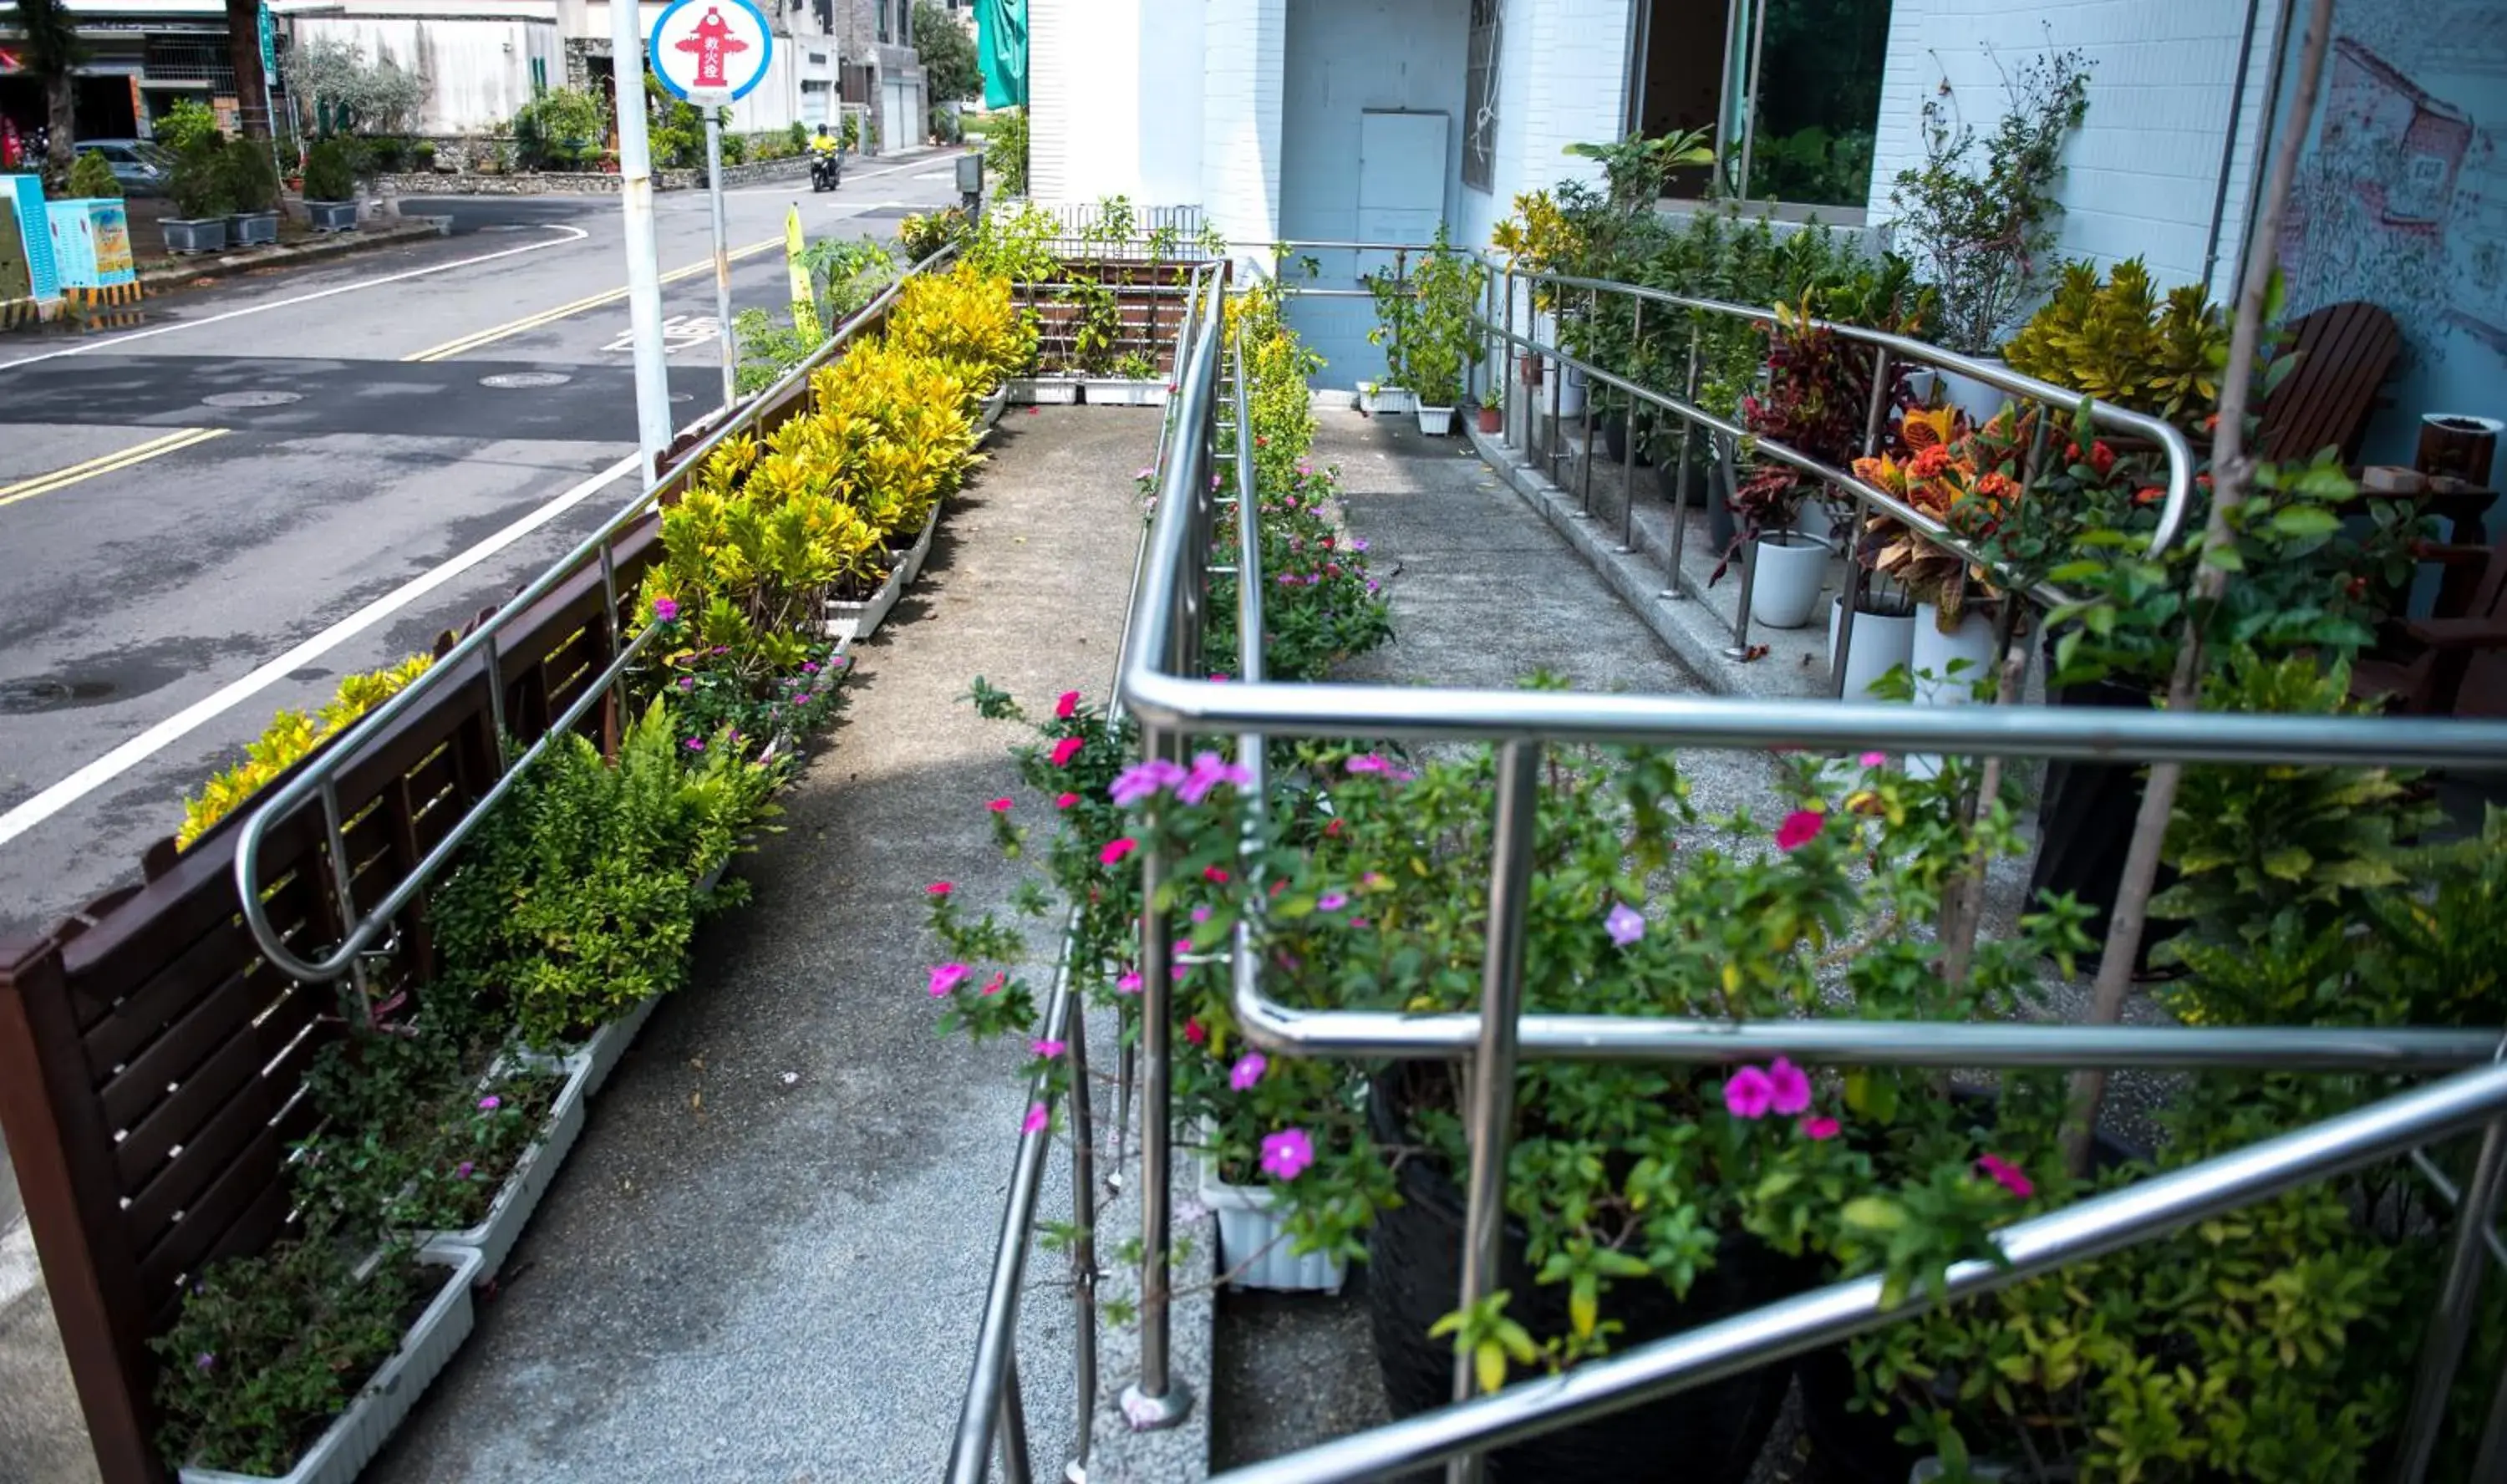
[1364,1063,1795,1484]
[2027,675,2180,973]
[1599,409,1654,467]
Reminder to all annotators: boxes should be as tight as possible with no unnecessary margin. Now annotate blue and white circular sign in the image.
[650,0,774,103]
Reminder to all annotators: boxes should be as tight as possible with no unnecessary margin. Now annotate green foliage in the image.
[221,138,281,213]
[282,36,427,137]
[155,99,224,155]
[982,105,1028,196]
[511,86,608,170]
[301,137,356,201]
[900,206,973,263]
[914,0,984,104]
[67,149,122,200]
[1749,124,1874,209]
[152,1238,429,1476]
[1564,127,1715,214]
[1402,229,1483,408]
[179,654,434,849]
[169,138,235,220]
[1889,48,2092,353]
[430,699,775,1049]
[290,1035,557,1241]
[2003,258,2229,429]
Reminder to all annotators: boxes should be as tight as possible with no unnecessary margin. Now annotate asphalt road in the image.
[0,150,973,939]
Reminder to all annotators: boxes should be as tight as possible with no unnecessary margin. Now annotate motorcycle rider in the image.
[808,121,842,191]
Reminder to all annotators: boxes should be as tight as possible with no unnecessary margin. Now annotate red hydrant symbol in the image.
[674,8,749,87]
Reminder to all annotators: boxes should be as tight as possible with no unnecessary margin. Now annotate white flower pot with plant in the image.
[572,990,663,1097]
[1554,361,1589,418]
[1199,1146,1345,1293]
[1749,531,1830,629]
[414,1055,594,1278]
[1363,257,1420,417]
[1006,376,1081,405]
[1401,226,1487,440]
[1912,602,1997,706]
[1829,588,1916,701]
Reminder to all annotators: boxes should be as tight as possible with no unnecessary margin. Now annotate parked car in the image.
[74,140,175,196]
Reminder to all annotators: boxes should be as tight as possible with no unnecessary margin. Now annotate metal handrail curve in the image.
[233,245,963,984]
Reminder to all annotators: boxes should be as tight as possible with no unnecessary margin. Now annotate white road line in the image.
[0,224,592,373]
[720,150,969,197]
[0,450,642,851]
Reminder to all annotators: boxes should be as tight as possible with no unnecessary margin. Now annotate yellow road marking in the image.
[0,428,231,510]
[402,237,785,363]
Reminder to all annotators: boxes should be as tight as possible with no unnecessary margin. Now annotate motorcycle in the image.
[810,150,842,192]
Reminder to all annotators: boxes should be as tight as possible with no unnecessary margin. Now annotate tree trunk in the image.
[2061,0,2339,1176]
[227,0,271,139]
[43,74,75,183]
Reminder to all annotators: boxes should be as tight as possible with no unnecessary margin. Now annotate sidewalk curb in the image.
[133,219,449,297]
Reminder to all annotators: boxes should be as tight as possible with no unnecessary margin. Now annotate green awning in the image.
[977,0,1026,109]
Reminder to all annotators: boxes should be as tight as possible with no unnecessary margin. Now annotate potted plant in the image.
[1477,383,1503,435]
[222,138,282,247]
[1360,262,1417,416]
[164,142,235,255]
[1405,227,1486,437]
[301,138,359,233]
[2000,257,2228,434]
[1854,407,2033,712]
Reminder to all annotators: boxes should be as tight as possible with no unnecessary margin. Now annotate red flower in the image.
[927,881,953,897]
[1055,691,1081,719]
[1184,1018,1208,1046]
[986,797,1014,813]
[1774,809,1827,852]
[2133,485,2164,506]
[1203,866,1231,883]
[1100,837,1138,866]
[2089,440,2115,478]
[1976,1153,2035,1199]
[1050,736,1086,767]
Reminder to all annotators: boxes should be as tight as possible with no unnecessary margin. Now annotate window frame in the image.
[1461,0,1501,195]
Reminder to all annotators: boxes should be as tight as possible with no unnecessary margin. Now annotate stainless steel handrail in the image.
[232,246,964,984]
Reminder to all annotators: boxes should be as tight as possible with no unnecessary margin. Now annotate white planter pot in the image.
[1830,597,1916,701]
[896,498,945,587]
[1006,377,1081,405]
[305,200,359,234]
[1934,363,2015,429]
[1912,602,1998,705]
[1551,362,1588,418]
[1910,1461,2015,1483]
[823,561,906,643]
[1360,383,1416,416]
[1749,532,1831,630]
[1795,501,1838,546]
[414,1055,592,1278]
[974,384,1008,440]
[1415,404,1457,437]
[1080,378,1166,407]
[178,1248,481,1484]
[1200,1155,1345,1293]
[572,993,662,1097]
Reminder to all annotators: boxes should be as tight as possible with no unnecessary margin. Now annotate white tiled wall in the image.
[1866,0,2283,303]
[1201,0,1290,252]
[1460,0,1632,251]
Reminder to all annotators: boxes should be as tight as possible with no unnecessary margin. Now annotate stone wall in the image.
[376,155,812,196]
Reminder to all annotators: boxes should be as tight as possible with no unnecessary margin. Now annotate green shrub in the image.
[169,144,235,219]
[155,99,224,154]
[68,150,123,200]
[221,139,281,212]
[983,105,1027,196]
[302,137,355,202]
[512,86,607,170]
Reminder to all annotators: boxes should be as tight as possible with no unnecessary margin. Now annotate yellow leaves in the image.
[177,654,436,850]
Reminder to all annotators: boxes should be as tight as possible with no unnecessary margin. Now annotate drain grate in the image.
[201,389,303,408]
[0,677,116,714]
[479,372,572,389]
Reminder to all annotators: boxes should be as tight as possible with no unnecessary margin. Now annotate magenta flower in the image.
[1056,791,1081,809]
[1722,1066,1775,1120]
[1190,905,1212,923]
[678,677,696,690]
[1111,757,1187,806]
[1230,1053,1267,1090]
[1176,751,1252,805]
[1101,837,1138,866]
[1116,970,1143,994]
[1050,735,1086,767]
[1605,902,1645,947]
[1802,1116,1841,1141]
[928,881,953,897]
[1055,690,1081,719]
[1859,750,1887,768]
[652,597,679,623]
[802,660,821,673]
[981,972,1006,996]
[1022,1103,1049,1135]
[1976,1154,2035,1199]
[1766,1057,1812,1115]
[455,1161,475,1179]
[1203,867,1231,884]
[1775,809,1828,852]
[1259,1127,1315,1181]
[987,797,1014,813]
[928,963,971,998]
[684,738,706,752]
[196,1352,216,1372]
[1032,1039,1067,1058]
[1317,891,1348,912]
[477,1095,501,1112]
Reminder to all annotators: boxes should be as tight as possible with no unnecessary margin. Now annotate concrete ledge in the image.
[1086,1142,1218,1483]
[135,218,447,295]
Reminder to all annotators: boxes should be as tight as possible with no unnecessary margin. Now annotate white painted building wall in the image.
[1864,0,2284,305]
[1198,0,1288,248]
[293,14,565,135]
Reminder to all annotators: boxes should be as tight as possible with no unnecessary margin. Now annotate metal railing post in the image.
[1575,287,1599,519]
[1065,1000,1100,1481]
[1662,321,1702,600]
[997,1352,1035,1484]
[1616,297,1644,554]
[1833,344,1893,696]
[1723,485,1757,660]
[2393,1110,2507,1483]
[1447,740,1543,1484]
[1122,720,1193,1431]
[2471,1330,2507,1484]
[1502,270,1519,452]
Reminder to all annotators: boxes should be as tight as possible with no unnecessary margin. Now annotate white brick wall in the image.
[1459,0,1633,250]
[1202,0,1289,252]
[1866,0,2283,308]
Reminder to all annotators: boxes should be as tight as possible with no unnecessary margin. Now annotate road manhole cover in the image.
[479,372,572,389]
[0,677,115,714]
[201,389,303,408]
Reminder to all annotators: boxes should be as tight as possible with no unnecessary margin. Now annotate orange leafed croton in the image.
[1851,404,2036,631]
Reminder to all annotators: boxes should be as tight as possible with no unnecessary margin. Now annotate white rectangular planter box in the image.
[1199,1154,1345,1293]
[414,1055,592,1278]
[975,384,1008,438]
[1416,405,1457,437]
[1006,377,1081,405]
[895,499,944,588]
[1360,384,1416,416]
[178,1247,481,1484]
[821,561,905,643]
[304,201,359,234]
[572,992,661,1097]
[1080,379,1167,407]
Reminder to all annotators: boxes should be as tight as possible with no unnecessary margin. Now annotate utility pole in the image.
[610,3,675,482]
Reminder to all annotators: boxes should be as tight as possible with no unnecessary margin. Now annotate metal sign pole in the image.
[612,4,674,483]
[701,101,735,409]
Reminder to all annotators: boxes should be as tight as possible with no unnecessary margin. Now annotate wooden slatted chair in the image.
[2351,537,2507,716]
[2261,301,2404,465]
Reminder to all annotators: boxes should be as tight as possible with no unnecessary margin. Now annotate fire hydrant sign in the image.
[650,0,773,104]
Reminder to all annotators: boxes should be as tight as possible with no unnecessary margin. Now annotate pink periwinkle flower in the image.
[1802,1116,1841,1141]
[1722,1066,1775,1120]
[1032,1039,1067,1059]
[1101,837,1138,866]
[987,797,1014,813]
[477,1095,501,1112]
[1184,1017,1208,1045]
[1203,867,1231,884]
[677,677,696,691]
[652,597,679,623]
[1976,1154,2035,1199]
[802,660,821,673]
[1859,750,1887,768]
[928,881,953,896]
[1056,791,1081,809]
[1259,1127,1315,1181]
[684,738,706,752]
[1775,809,1828,852]
[1230,1053,1267,1091]
[1190,905,1212,923]
[1766,1057,1812,1116]
[981,972,1006,996]
[1116,970,1143,994]
[1176,750,1252,805]
[455,1161,475,1179]
[1605,902,1645,947]
[1050,735,1086,768]
[1022,1103,1049,1135]
[1055,690,1081,719]
[928,963,971,998]
[1110,757,1187,806]
[1316,891,1348,912]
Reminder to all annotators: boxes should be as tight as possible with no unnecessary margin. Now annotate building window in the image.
[1627,0,1894,212]
[877,0,892,43]
[1462,0,1501,193]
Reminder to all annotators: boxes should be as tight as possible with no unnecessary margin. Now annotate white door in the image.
[1356,110,1449,261]
[882,78,913,151]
